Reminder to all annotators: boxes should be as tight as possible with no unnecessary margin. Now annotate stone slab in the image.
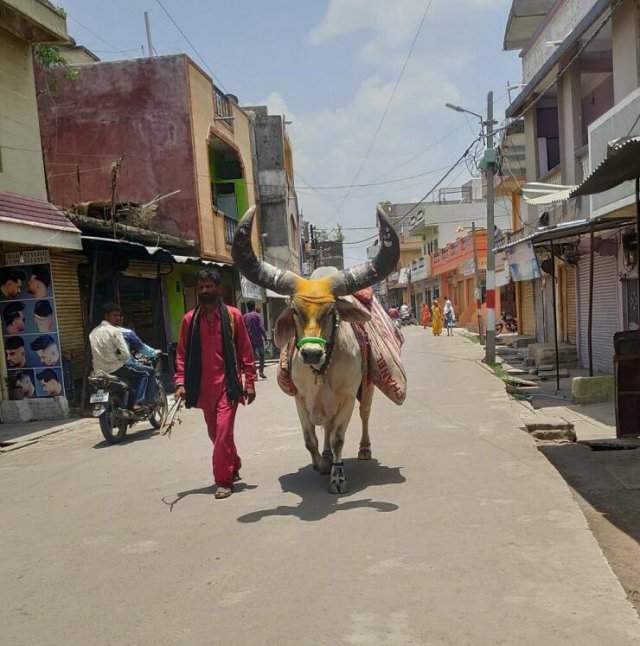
[572,376,615,405]
[522,416,575,432]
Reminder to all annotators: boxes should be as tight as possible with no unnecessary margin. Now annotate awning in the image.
[521,182,577,206]
[495,216,635,252]
[0,191,82,251]
[81,237,231,268]
[570,137,640,198]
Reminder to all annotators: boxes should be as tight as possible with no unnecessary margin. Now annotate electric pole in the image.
[144,12,155,57]
[484,91,497,365]
[471,221,484,343]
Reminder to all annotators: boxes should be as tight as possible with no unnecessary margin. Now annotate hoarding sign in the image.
[1,251,65,401]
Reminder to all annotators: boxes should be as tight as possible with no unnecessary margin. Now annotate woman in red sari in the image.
[420,303,431,329]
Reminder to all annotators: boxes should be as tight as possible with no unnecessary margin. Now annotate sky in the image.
[56,0,522,265]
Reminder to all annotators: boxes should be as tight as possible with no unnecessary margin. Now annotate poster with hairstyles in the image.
[1,251,64,400]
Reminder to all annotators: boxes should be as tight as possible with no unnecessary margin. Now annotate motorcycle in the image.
[88,354,168,444]
[496,314,518,335]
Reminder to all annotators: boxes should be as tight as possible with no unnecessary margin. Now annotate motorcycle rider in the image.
[89,302,157,408]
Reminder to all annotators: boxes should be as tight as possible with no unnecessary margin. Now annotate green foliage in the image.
[33,45,79,90]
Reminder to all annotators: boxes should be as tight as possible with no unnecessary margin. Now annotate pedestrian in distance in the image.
[174,268,257,500]
[431,300,443,336]
[443,297,456,337]
[420,303,431,329]
[243,301,267,379]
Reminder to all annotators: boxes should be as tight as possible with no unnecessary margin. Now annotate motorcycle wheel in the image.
[149,385,168,430]
[99,401,128,444]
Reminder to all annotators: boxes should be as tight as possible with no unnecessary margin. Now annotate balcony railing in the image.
[224,215,237,245]
[214,88,233,131]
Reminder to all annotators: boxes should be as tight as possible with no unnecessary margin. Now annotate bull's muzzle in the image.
[300,344,325,365]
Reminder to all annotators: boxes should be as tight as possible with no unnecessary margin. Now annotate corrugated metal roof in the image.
[0,191,80,233]
[570,137,640,198]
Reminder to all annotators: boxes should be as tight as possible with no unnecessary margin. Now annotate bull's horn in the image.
[331,205,400,296]
[231,206,298,295]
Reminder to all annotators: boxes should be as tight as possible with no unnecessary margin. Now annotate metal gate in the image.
[577,253,620,374]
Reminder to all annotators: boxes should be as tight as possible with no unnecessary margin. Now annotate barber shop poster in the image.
[1,250,65,400]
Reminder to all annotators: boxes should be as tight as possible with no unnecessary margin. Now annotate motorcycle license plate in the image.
[90,390,109,404]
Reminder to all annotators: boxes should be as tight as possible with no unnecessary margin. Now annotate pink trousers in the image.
[202,392,240,488]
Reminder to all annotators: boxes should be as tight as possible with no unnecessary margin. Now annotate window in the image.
[224,216,237,245]
[536,106,560,175]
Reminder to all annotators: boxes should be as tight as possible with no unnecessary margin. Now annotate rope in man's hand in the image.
[162,395,184,438]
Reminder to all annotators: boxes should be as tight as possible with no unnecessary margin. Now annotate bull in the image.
[232,206,400,493]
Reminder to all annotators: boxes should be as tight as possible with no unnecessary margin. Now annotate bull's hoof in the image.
[358,446,372,460]
[319,450,332,475]
[328,480,348,494]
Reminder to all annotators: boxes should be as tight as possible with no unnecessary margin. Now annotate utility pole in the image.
[471,221,484,343]
[144,11,155,57]
[484,91,497,365]
[110,158,122,238]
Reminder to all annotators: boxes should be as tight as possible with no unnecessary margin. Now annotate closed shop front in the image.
[50,252,87,383]
[519,280,536,336]
[577,252,620,374]
[565,265,577,344]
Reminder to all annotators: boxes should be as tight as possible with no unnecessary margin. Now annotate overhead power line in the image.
[154,0,229,92]
[342,136,481,246]
[68,15,120,50]
[332,0,434,220]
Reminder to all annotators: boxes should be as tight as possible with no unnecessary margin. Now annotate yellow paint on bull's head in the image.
[290,277,336,340]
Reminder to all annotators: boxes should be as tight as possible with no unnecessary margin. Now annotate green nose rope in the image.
[296,336,328,349]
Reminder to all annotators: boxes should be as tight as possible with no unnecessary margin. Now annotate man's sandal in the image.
[215,486,232,499]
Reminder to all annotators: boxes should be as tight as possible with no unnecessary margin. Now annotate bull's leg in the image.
[320,428,332,475]
[358,381,375,461]
[295,399,322,472]
[328,422,349,494]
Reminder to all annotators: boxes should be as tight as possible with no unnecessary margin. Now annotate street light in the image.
[445,103,484,122]
[445,94,498,365]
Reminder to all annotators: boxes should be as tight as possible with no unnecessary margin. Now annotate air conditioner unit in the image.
[588,86,640,219]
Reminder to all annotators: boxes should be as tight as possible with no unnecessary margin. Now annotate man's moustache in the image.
[199,293,217,304]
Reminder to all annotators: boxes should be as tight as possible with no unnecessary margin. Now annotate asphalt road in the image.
[2,328,639,645]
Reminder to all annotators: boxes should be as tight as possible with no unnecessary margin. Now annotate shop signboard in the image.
[1,250,65,401]
[240,276,264,302]
[506,240,542,282]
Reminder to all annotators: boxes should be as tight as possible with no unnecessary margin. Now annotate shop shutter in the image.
[50,252,88,379]
[520,281,536,337]
[565,266,577,344]
[577,254,619,374]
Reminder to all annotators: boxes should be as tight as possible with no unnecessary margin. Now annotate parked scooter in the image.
[88,354,168,444]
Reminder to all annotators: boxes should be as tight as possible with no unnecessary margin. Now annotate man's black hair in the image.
[14,371,32,383]
[2,301,25,325]
[5,336,24,350]
[246,301,255,312]
[102,302,122,317]
[34,300,53,317]
[30,266,51,288]
[0,268,25,285]
[197,268,222,284]
[37,369,59,382]
[30,335,56,352]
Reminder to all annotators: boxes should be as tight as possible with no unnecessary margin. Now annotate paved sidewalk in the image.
[1,328,639,645]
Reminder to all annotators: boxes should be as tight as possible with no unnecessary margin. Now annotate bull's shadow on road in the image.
[237,458,404,523]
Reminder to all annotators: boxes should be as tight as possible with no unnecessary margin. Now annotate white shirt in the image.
[444,301,455,317]
[399,305,410,316]
[89,320,130,374]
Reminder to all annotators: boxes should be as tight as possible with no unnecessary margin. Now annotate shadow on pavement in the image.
[539,442,640,610]
[92,426,159,449]
[162,482,258,512]
[237,458,404,523]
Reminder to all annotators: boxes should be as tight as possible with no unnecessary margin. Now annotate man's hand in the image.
[174,385,185,400]
[245,389,256,405]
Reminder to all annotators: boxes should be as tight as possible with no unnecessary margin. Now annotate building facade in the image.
[503,0,640,373]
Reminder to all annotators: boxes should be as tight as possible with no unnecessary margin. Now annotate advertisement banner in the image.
[1,251,65,401]
[240,276,264,302]
[506,240,542,282]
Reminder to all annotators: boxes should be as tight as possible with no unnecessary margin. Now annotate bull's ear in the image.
[335,297,371,323]
[274,308,296,348]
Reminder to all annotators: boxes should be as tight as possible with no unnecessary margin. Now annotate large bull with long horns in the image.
[232,206,400,493]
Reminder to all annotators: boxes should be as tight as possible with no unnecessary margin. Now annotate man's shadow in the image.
[237,458,404,523]
[162,482,258,512]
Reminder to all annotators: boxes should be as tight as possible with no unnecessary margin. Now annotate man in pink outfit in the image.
[174,269,256,499]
